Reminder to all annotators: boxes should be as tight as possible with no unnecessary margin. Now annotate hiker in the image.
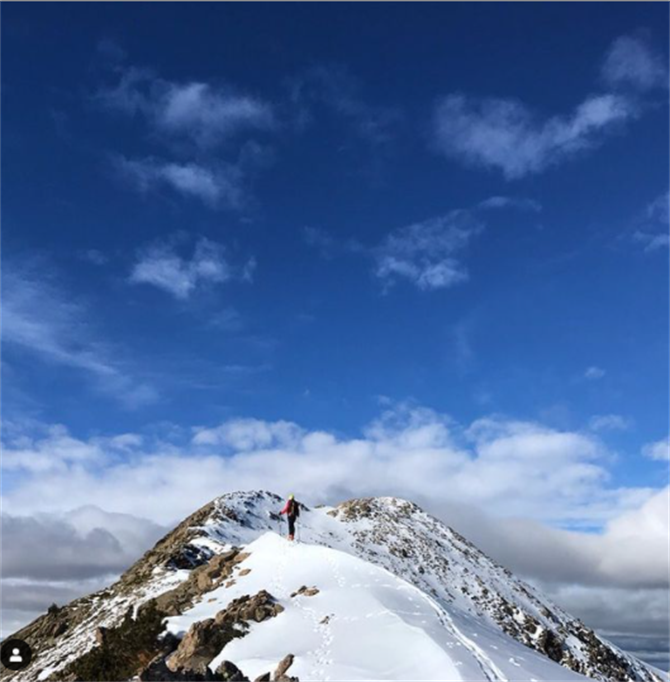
[279,493,300,541]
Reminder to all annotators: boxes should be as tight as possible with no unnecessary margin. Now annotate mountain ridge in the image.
[1,490,664,682]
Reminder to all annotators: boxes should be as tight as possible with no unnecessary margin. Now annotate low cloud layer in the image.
[1,404,667,657]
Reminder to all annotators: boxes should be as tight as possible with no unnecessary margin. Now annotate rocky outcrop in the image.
[166,618,243,676]
[155,549,250,616]
[141,656,249,681]
[147,591,284,681]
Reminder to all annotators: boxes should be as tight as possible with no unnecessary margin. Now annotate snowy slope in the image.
[1,491,665,682]
[167,532,588,681]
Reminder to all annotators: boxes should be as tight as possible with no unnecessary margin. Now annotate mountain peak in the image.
[1,491,663,682]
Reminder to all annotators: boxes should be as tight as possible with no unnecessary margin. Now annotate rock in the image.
[167,618,238,674]
[140,656,224,681]
[238,568,252,576]
[94,626,108,645]
[156,549,246,616]
[215,591,284,625]
[160,591,282,680]
[290,586,319,598]
[253,673,270,682]
[215,660,249,681]
[49,620,68,638]
[274,653,295,680]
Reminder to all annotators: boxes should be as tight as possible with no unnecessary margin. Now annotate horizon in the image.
[1,2,668,675]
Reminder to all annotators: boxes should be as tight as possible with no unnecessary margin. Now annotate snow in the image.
[8,492,662,682]
[167,532,588,681]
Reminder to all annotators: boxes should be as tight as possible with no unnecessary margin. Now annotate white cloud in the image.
[129,237,250,300]
[2,406,666,647]
[374,210,483,291]
[432,93,634,179]
[642,438,670,462]
[589,414,632,432]
[584,366,606,380]
[193,418,304,450]
[98,68,274,149]
[2,263,157,408]
[2,405,660,540]
[114,156,244,209]
[601,34,668,92]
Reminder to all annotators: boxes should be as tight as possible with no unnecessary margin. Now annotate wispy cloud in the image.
[113,156,245,209]
[632,192,670,252]
[129,236,254,300]
[306,198,540,293]
[601,34,668,92]
[642,437,669,462]
[589,414,632,432]
[429,33,669,179]
[290,65,400,145]
[478,196,542,212]
[95,59,276,211]
[584,366,606,380]
[2,263,157,408]
[374,210,483,291]
[97,67,275,149]
[432,93,634,179]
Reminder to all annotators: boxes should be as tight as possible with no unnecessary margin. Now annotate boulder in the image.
[215,591,284,625]
[290,586,319,598]
[166,619,237,674]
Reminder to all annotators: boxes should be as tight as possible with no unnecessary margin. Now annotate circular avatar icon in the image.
[1,639,33,671]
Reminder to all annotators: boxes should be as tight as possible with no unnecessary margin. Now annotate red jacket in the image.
[280,498,298,518]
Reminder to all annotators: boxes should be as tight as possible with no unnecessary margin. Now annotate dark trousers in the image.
[288,516,296,536]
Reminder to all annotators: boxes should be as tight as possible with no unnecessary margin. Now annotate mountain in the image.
[1,491,664,682]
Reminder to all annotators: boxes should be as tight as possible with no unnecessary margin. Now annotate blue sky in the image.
[1,3,669,661]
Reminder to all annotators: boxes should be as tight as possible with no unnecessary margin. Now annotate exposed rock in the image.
[290,586,319,598]
[155,591,283,681]
[253,674,270,682]
[215,661,249,681]
[215,591,284,625]
[141,658,224,681]
[274,653,296,680]
[156,549,248,616]
[94,626,108,646]
[166,618,243,675]
[238,568,252,577]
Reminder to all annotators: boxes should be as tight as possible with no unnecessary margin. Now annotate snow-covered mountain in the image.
[1,491,664,682]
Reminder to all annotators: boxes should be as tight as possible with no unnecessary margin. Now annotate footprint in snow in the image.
[490,645,498,650]
[509,657,521,667]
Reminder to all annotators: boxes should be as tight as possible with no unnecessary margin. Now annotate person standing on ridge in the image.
[279,493,300,541]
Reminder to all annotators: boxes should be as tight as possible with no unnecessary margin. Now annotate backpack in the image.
[289,499,300,518]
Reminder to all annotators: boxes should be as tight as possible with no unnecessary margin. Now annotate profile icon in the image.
[1,638,32,671]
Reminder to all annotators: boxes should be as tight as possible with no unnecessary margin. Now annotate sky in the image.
[1,2,669,671]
